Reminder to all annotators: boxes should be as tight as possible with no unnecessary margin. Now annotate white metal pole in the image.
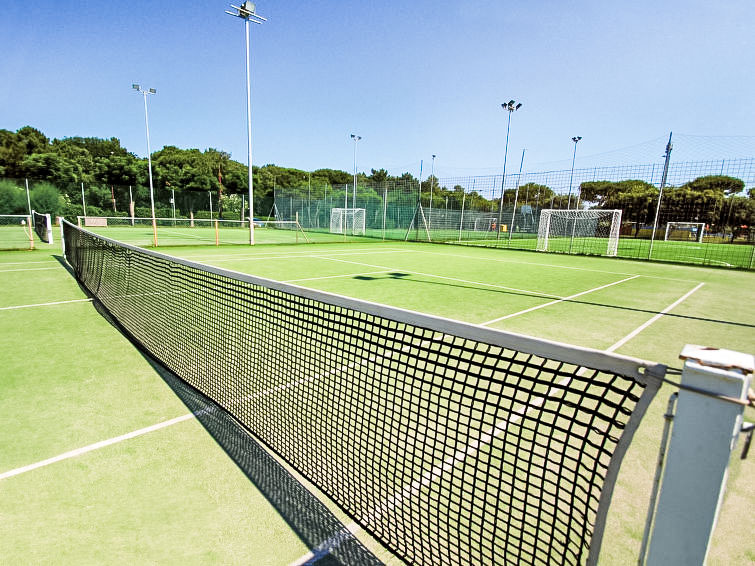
[508,149,526,243]
[430,154,436,225]
[128,185,134,225]
[171,188,176,222]
[351,134,361,209]
[81,182,87,217]
[245,17,255,245]
[644,345,753,566]
[25,178,31,216]
[209,191,213,219]
[141,90,157,246]
[649,132,673,260]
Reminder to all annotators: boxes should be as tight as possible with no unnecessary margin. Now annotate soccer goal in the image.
[537,209,622,256]
[664,222,705,243]
[330,208,366,235]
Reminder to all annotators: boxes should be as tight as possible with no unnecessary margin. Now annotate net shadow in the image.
[148,359,386,566]
[63,256,386,566]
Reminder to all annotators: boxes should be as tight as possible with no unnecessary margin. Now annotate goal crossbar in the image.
[664,222,705,243]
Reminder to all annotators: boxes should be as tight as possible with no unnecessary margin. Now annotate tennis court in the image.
[1,232,753,565]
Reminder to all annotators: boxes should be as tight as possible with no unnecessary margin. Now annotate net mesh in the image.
[0,214,34,250]
[62,220,662,566]
[32,210,52,243]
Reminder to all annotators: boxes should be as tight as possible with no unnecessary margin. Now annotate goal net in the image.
[537,209,622,257]
[330,208,366,235]
[664,222,705,243]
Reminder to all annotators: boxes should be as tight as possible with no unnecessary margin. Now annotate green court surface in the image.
[1,239,753,565]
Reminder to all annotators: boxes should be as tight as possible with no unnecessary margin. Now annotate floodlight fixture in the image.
[496,99,523,241]
[226,2,266,245]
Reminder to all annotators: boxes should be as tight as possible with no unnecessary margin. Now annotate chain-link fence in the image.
[275,158,755,269]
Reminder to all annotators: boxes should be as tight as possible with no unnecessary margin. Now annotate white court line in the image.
[0,298,93,311]
[606,282,704,353]
[0,260,58,266]
[480,275,640,326]
[0,413,196,481]
[192,248,412,264]
[0,267,60,273]
[414,248,702,283]
[283,270,392,283]
[320,257,564,299]
[288,281,705,565]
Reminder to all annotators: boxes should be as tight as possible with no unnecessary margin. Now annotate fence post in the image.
[644,345,753,566]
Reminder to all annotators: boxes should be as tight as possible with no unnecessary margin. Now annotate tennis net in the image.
[0,214,34,250]
[62,219,665,566]
[32,210,53,244]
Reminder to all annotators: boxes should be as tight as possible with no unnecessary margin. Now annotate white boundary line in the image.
[0,260,59,266]
[0,298,93,311]
[480,275,640,326]
[0,414,196,480]
[413,248,703,283]
[606,282,705,353]
[319,257,565,299]
[191,248,412,264]
[0,267,60,273]
[283,270,392,283]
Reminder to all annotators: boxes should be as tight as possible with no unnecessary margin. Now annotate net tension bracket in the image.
[740,421,754,460]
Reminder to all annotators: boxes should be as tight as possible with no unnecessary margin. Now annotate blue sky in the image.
[1,0,753,176]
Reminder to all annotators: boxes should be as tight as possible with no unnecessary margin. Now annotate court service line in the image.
[480,275,640,326]
[320,257,565,299]
[606,282,704,353]
[415,249,702,283]
[0,267,61,273]
[0,413,196,481]
[283,270,392,283]
[288,280,705,565]
[192,248,412,264]
[0,260,59,266]
[0,298,93,311]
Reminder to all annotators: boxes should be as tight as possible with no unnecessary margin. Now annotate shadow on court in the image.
[67,267,386,566]
[150,361,385,566]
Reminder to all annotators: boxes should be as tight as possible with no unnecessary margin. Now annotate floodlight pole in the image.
[430,154,436,224]
[226,2,266,245]
[508,149,526,244]
[567,136,582,210]
[649,132,673,259]
[132,84,158,246]
[496,100,522,242]
[351,134,361,209]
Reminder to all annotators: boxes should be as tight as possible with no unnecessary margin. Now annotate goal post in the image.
[664,222,705,243]
[330,208,366,235]
[537,209,622,257]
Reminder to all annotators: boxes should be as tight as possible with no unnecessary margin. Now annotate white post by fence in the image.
[644,345,753,566]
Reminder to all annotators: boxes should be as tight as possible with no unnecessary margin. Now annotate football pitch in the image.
[1,238,753,565]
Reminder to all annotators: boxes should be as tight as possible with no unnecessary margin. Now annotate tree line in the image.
[1,125,752,238]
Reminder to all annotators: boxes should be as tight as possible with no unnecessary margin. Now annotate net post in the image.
[644,345,753,566]
[27,215,34,249]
